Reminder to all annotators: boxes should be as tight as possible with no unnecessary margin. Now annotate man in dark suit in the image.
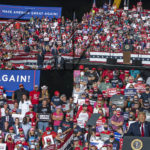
[126,112,150,137]
[55,52,65,70]
[37,50,44,69]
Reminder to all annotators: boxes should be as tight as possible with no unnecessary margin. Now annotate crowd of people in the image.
[0,83,74,149]
[0,2,149,69]
[73,66,150,150]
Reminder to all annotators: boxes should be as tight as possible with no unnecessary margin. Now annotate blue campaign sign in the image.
[0,5,62,20]
[124,88,137,97]
[0,70,40,96]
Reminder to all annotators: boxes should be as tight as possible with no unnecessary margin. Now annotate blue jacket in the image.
[126,121,150,137]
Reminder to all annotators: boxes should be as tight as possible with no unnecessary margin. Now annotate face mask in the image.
[8,137,12,140]
[105,79,109,83]
[89,94,93,97]
[116,112,121,116]
[80,72,84,76]
[137,81,142,84]
[117,91,121,95]
[129,79,133,83]
[47,131,50,134]
[18,144,22,147]
[104,127,108,130]
[110,139,114,143]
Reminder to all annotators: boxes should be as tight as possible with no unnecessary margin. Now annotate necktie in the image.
[141,123,144,137]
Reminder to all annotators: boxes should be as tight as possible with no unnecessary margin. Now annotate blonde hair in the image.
[138,112,146,117]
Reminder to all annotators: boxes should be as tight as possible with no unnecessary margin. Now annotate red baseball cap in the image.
[29,105,33,108]
[66,113,70,117]
[46,127,50,131]
[54,91,60,96]
[79,65,84,70]
[92,68,96,70]
[9,126,14,130]
[16,141,22,145]
[19,128,23,132]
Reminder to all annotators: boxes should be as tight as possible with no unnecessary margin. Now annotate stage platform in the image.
[65,59,150,70]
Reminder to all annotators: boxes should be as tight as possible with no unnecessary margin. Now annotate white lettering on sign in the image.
[0,75,31,83]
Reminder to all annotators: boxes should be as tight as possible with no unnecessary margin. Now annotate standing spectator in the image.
[12,84,29,104]
[52,106,64,132]
[37,99,51,132]
[19,94,31,116]
[55,52,65,70]
[29,85,40,112]
[111,108,124,134]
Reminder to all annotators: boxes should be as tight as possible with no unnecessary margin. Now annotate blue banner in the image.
[0,5,62,20]
[0,70,40,96]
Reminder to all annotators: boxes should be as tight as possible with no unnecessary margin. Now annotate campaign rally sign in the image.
[0,5,62,20]
[124,89,137,97]
[0,70,40,96]
[0,143,6,150]
[106,88,117,97]
[134,83,146,93]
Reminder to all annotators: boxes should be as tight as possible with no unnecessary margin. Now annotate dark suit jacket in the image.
[56,56,65,69]
[126,121,150,137]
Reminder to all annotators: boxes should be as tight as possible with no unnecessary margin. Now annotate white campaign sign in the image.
[0,143,6,150]
[12,114,24,122]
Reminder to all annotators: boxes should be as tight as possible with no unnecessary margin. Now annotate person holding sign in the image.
[37,99,51,132]
[126,112,150,137]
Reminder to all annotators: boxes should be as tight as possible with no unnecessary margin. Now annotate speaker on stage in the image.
[107,58,117,65]
[132,60,142,66]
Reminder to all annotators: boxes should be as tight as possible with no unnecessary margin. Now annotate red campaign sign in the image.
[134,83,146,93]
[106,88,117,97]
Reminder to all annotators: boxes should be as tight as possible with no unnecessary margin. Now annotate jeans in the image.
[33,104,38,113]
[53,126,59,133]
[38,122,49,132]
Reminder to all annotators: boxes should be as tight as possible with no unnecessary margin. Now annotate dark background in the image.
[1,0,150,21]
[40,70,73,98]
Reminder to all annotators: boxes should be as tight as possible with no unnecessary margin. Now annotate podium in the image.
[122,136,150,150]
[123,44,133,64]
[123,51,131,64]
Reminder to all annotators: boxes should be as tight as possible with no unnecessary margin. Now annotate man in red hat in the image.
[5,126,16,141]
[12,84,29,103]
[76,104,91,128]
[78,98,93,114]
[51,91,61,112]
[14,128,25,143]
[42,125,58,147]
[26,105,37,123]
[60,113,73,135]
